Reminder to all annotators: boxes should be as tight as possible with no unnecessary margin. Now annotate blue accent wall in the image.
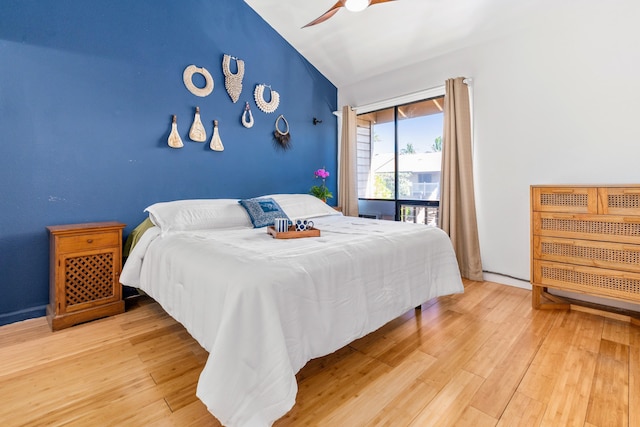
[0,0,337,325]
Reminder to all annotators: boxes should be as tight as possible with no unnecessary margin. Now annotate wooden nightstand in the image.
[46,222,126,331]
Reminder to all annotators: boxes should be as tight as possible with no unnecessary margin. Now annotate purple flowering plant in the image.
[310,167,333,201]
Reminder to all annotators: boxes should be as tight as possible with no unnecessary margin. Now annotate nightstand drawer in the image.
[57,231,120,253]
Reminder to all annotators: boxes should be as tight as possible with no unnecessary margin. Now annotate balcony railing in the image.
[399,201,439,226]
[358,199,440,226]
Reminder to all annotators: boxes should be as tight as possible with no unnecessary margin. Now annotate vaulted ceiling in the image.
[244,0,547,88]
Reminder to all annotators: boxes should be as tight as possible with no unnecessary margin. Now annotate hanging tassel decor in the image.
[168,115,184,148]
[210,120,224,151]
[189,106,207,142]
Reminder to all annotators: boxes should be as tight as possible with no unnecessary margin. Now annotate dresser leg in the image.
[531,285,542,309]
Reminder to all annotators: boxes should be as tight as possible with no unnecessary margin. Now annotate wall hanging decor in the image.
[168,115,184,148]
[183,65,214,97]
[241,102,254,128]
[210,120,224,151]
[189,107,207,142]
[273,114,291,150]
[254,84,280,113]
[222,54,244,103]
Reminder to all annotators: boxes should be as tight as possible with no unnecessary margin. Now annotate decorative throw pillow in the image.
[238,197,289,228]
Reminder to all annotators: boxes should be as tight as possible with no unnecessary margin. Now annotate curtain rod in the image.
[335,78,472,116]
[349,85,444,115]
[334,78,472,116]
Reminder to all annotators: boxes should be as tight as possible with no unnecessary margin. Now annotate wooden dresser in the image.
[530,185,640,315]
[46,222,126,331]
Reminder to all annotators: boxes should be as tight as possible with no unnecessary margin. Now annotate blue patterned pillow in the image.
[238,197,290,228]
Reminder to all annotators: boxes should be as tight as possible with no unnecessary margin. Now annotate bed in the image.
[120,194,463,427]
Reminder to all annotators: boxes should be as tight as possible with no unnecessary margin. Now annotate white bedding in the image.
[120,214,463,426]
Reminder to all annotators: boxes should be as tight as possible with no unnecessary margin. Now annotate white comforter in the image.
[120,215,463,426]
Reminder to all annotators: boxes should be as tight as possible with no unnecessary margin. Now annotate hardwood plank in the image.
[517,311,584,402]
[601,318,631,346]
[630,336,640,427]
[539,347,597,426]
[320,350,436,426]
[463,313,529,378]
[367,380,439,426]
[585,339,629,427]
[454,406,498,427]
[276,350,391,425]
[418,319,496,391]
[496,391,546,427]
[470,308,559,418]
[408,369,484,426]
[158,400,223,427]
[482,286,530,324]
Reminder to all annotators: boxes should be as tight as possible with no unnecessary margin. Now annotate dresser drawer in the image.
[598,187,640,215]
[57,231,120,253]
[533,212,640,244]
[533,236,640,273]
[533,260,640,303]
[531,186,597,213]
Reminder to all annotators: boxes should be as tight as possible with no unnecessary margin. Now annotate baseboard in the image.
[482,272,531,290]
[0,305,47,327]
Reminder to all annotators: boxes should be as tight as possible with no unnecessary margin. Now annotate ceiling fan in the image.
[303,0,397,28]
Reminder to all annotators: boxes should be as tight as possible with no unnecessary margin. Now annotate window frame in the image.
[354,88,445,224]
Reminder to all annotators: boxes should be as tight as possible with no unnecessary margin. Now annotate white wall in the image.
[338,0,640,288]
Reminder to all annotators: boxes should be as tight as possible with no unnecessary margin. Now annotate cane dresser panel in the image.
[46,222,125,331]
[533,236,640,273]
[531,185,640,312]
[533,261,640,304]
[532,187,597,214]
[533,212,640,244]
[598,187,640,215]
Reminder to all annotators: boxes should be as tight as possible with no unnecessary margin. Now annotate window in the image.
[356,95,444,225]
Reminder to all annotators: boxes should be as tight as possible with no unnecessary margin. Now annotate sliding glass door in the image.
[356,95,444,225]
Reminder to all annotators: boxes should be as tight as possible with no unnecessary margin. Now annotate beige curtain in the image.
[440,77,483,281]
[338,106,359,216]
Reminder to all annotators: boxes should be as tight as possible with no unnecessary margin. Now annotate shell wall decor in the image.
[273,114,291,150]
[183,65,214,97]
[209,120,224,151]
[222,54,244,103]
[254,84,280,113]
[168,115,184,148]
[189,107,207,142]
[241,102,254,128]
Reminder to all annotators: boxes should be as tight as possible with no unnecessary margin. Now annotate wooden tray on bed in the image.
[267,225,320,239]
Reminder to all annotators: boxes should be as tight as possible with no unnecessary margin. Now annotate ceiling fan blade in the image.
[369,0,397,5]
[302,1,344,28]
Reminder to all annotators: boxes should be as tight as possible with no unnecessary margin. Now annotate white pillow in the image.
[145,199,252,232]
[263,194,342,220]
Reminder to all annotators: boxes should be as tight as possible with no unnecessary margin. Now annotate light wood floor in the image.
[0,280,638,426]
